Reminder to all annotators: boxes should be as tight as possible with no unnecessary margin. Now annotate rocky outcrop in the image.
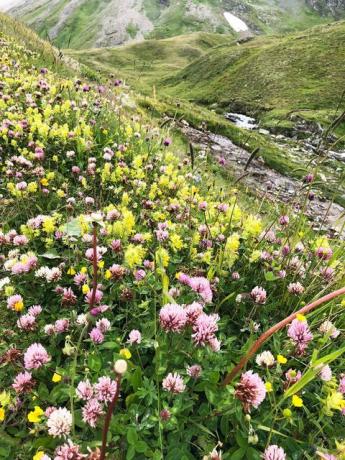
[306,0,345,16]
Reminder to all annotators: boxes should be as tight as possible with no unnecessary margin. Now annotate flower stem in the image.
[99,374,122,460]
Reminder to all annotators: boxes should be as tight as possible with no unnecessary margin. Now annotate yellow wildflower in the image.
[82,284,90,294]
[28,406,44,423]
[292,395,303,408]
[155,247,170,268]
[67,267,76,275]
[296,313,306,322]
[120,348,132,360]
[265,382,273,392]
[0,408,5,422]
[277,354,287,364]
[33,452,46,460]
[52,373,62,383]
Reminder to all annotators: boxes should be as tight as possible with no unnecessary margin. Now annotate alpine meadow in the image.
[1,1,345,459]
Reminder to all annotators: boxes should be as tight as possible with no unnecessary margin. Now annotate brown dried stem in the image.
[222,286,345,386]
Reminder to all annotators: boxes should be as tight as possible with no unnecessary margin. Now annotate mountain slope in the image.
[72,19,345,131]
[4,0,345,48]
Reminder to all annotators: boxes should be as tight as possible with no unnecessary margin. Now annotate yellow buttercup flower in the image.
[296,313,306,322]
[80,266,88,274]
[33,452,46,460]
[277,354,287,364]
[120,348,132,360]
[292,395,303,408]
[52,373,62,383]
[82,284,90,294]
[0,408,5,422]
[98,260,104,269]
[28,406,44,423]
[67,267,76,275]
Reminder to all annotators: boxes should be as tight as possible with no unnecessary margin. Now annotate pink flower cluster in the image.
[235,370,266,412]
[24,343,50,370]
[178,273,213,303]
[162,372,185,394]
[76,376,117,427]
[287,319,313,355]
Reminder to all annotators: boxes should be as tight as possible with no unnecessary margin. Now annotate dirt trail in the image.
[180,124,345,235]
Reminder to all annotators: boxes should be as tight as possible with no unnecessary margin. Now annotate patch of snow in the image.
[224,12,248,32]
[225,112,257,130]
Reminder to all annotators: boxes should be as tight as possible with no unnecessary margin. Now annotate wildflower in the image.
[339,375,345,394]
[187,276,213,303]
[82,399,103,427]
[324,391,345,415]
[47,407,72,437]
[76,380,94,401]
[279,215,289,226]
[185,302,203,325]
[265,382,273,392]
[319,365,332,382]
[24,343,50,370]
[28,406,44,423]
[160,408,171,421]
[292,394,303,407]
[0,408,4,422]
[287,319,313,354]
[250,286,267,304]
[17,314,36,331]
[114,359,128,375]
[187,364,202,379]
[192,313,219,348]
[12,371,34,393]
[162,373,186,394]
[263,445,286,460]
[89,328,104,344]
[119,348,132,359]
[288,282,304,295]
[277,354,287,364]
[284,369,302,388]
[7,294,24,312]
[315,247,333,260]
[159,303,187,333]
[256,351,275,367]
[33,452,51,460]
[95,376,117,403]
[128,329,142,345]
[96,318,111,333]
[235,371,266,412]
[54,440,85,460]
[319,320,340,339]
[52,373,62,383]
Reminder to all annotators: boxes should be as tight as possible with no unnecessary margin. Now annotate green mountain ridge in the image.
[67,20,345,129]
[6,0,345,48]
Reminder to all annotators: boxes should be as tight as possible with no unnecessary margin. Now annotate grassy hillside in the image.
[8,0,340,48]
[68,32,233,94]
[163,21,345,126]
[69,20,345,131]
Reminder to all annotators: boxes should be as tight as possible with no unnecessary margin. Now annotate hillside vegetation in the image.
[6,0,343,48]
[69,20,345,130]
[1,11,345,460]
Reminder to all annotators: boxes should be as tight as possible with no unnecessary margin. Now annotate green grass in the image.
[69,20,345,136]
[67,32,233,94]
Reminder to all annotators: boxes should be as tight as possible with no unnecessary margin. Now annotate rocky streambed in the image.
[179,123,345,236]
